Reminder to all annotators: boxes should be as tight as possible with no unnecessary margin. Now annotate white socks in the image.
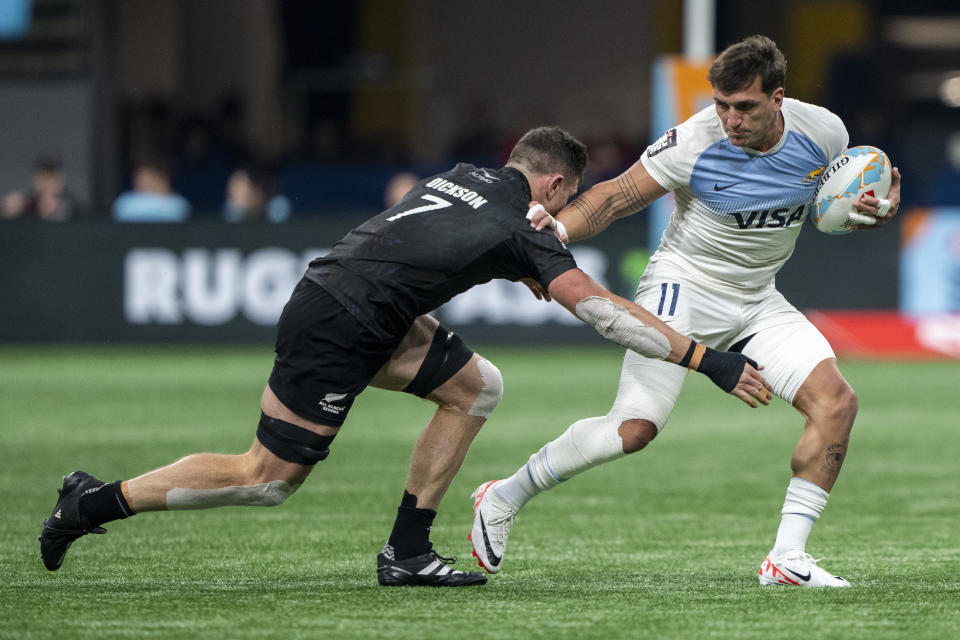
[492,425,832,561]
[493,415,625,511]
[771,477,830,557]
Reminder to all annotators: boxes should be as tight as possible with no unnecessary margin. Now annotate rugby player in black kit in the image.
[39,127,770,586]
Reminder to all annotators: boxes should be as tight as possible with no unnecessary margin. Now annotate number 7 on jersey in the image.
[386,195,452,221]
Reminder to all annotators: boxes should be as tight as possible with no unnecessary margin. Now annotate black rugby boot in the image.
[377,544,487,587]
[38,471,108,571]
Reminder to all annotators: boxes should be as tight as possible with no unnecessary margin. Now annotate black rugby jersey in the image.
[305,164,577,340]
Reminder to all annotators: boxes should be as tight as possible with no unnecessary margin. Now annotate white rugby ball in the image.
[811,145,892,234]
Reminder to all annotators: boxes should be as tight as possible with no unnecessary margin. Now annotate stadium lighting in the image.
[884,17,960,50]
[940,73,960,108]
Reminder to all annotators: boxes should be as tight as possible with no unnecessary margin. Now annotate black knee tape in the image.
[403,324,474,398]
[256,413,335,465]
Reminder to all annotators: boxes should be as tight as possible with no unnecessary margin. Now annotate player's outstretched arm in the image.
[547,268,772,407]
[532,160,668,242]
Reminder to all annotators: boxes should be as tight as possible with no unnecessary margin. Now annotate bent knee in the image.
[431,355,503,418]
[841,385,858,419]
[468,357,503,417]
[815,383,858,430]
[618,419,659,454]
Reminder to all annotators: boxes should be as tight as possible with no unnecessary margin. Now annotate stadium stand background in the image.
[1,0,958,350]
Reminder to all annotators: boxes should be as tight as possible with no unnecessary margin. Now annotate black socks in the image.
[79,480,133,528]
[386,490,436,559]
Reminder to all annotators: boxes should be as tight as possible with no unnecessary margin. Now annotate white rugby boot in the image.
[758,550,851,587]
[469,481,516,574]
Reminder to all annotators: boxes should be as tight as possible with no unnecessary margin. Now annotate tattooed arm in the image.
[557,159,669,242]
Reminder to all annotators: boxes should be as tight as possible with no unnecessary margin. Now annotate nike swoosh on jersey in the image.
[479,513,502,566]
[713,182,738,191]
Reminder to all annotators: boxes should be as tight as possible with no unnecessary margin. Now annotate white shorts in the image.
[608,262,835,430]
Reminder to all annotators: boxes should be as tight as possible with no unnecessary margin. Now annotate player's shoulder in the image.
[413,163,528,213]
[444,162,490,181]
[644,105,722,172]
[657,106,724,154]
[782,98,848,159]
[783,98,845,135]
[681,105,726,138]
[442,163,521,190]
[421,163,539,244]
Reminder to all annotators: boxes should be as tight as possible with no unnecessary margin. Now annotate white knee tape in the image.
[526,415,625,490]
[166,480,299,509]
[468,358,503,417]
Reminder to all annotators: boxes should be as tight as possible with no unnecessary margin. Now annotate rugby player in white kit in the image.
[472,35,902,587]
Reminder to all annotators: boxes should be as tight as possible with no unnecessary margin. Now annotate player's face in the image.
[713,76,784,152]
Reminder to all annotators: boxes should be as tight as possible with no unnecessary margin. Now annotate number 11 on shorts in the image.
[657,283,680,317]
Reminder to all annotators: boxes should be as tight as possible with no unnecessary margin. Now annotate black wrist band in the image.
[679,341,697,368]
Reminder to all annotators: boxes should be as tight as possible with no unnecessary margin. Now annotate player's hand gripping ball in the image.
[811,145,892,234]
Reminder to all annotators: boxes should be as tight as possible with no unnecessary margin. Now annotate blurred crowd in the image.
[0,86,651,224]
[1,153,79,222]
[4,99,958,224]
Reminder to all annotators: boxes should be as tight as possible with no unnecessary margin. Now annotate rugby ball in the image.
[811,146,892,234]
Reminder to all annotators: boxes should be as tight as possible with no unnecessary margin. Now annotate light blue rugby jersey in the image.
[641,98,848,289]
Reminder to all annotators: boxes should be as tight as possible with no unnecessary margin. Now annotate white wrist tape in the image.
[575,296,670,359]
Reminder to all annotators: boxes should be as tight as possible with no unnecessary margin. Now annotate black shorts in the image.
[268,278,402,426]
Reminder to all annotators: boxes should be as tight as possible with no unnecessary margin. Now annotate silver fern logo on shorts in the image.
[319,392,348,414]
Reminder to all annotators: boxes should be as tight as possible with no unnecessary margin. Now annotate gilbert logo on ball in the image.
[811,146,892,235]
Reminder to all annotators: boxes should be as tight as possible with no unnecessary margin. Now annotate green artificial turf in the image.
[1,344,958,639]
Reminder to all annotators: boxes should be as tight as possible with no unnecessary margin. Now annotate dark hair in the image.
[708,35,787,95]
[234,163,279,196]
[507,126,588,184]
[34,152,63,173]
[135,157,172,178]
